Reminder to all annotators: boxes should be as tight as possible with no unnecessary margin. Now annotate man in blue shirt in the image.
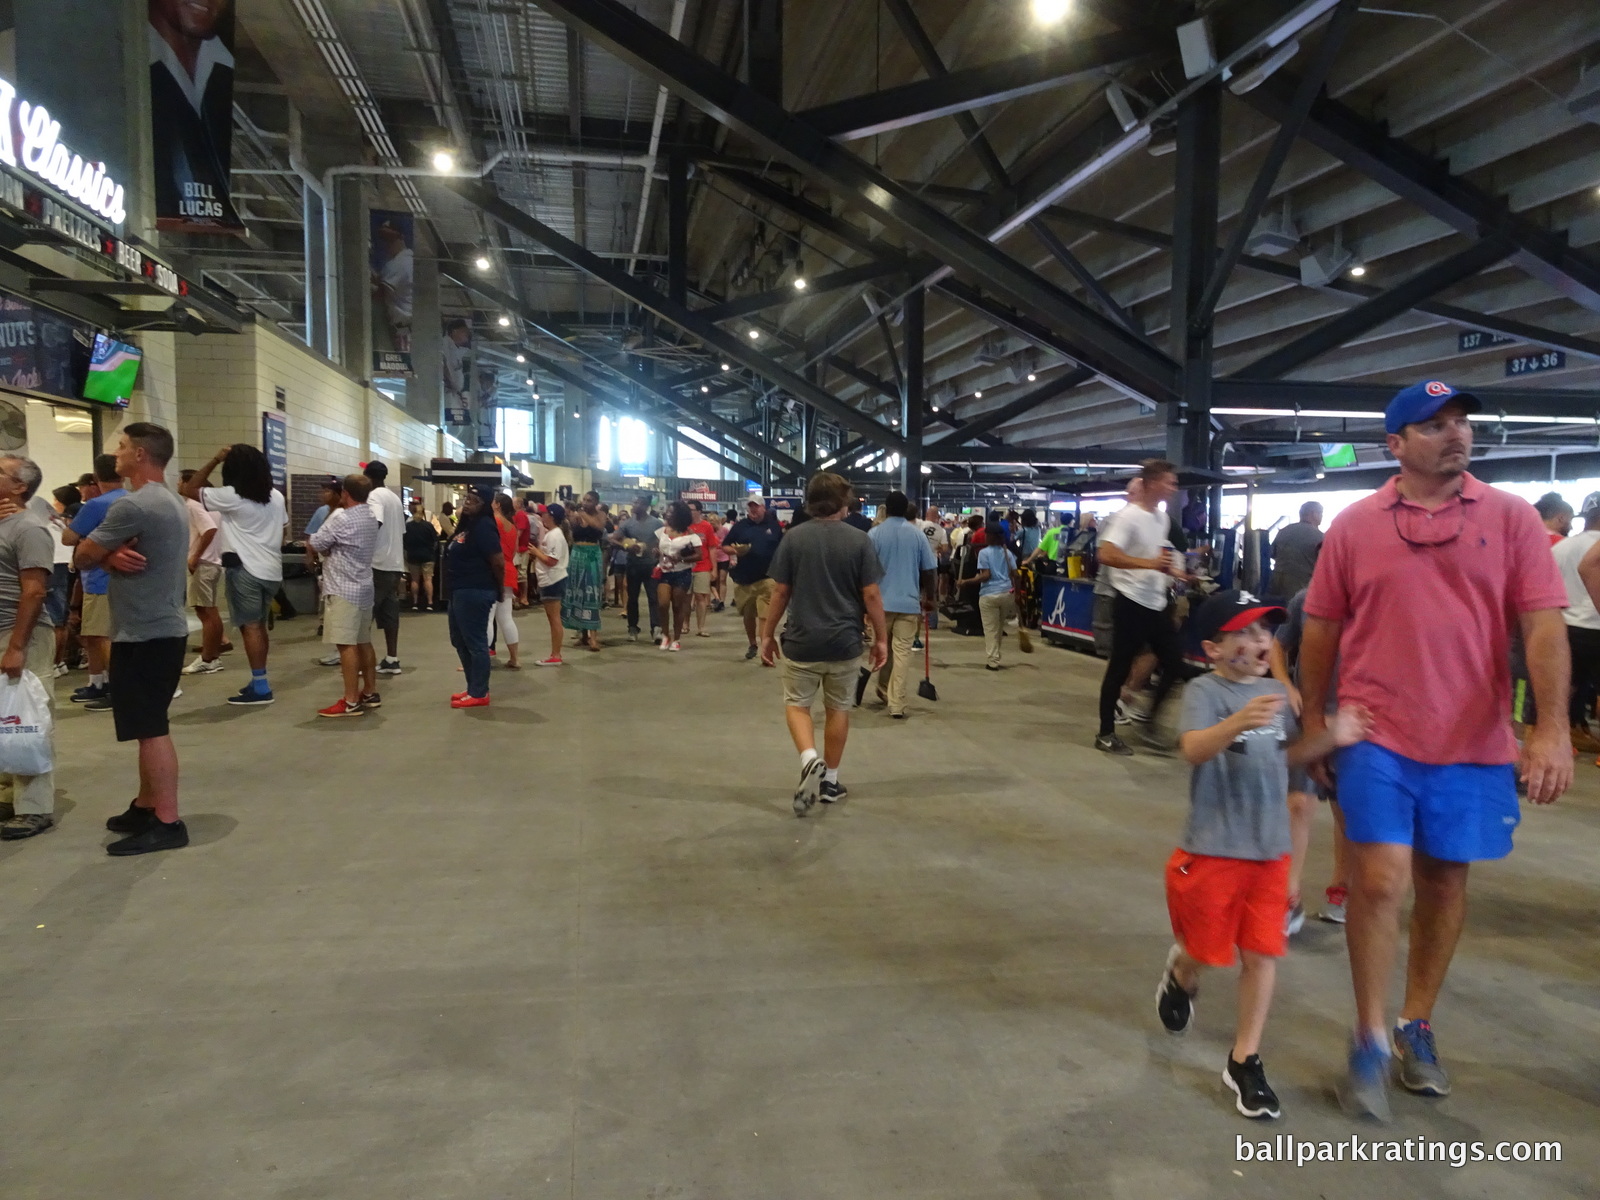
[62,454,125,706]
[867,490,936,717]
[725,493,785,661]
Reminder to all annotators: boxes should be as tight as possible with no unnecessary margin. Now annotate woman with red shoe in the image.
[444,485,504,708]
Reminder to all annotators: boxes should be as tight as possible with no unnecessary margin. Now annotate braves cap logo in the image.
[1424,381,1453,397]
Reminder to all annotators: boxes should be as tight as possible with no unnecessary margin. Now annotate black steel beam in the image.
[744,0,782,104]
[936,279,1105,388]
[445,179,907,455]
[1244,73,1600,314]
[1028,219,1141,334]
[796,32,1151,142]
[920,447,1162,465]
[1194,0,1360,327]
[1214,379,1600,419]
[529,0,1180,405]
[926,368,1095,447]
[667,152,688,306]
[696,260,905,321]
[1169,80,1221,467]
[903,287,925,501]
[1232,238,1517,380]
[1041,207,1600,363]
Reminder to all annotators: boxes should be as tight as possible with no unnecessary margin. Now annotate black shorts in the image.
[372,570,404,631]
[110,636,186,742]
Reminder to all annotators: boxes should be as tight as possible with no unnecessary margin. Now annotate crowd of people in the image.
[0,376,1584,1132]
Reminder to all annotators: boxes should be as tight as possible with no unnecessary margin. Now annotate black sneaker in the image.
[107,818,189,856]
[105,801,156,834]
[1223,1054,1281,1119]
[1095,733,1134,756]
[1156,945,1195,1034]
[70,682,108,704]
[820,779,848,803]
[84,694,113,712]
[359,692,382,708]
[744,644,758,660]
[376,658,402,675]
[226,686,275,706]
[793,756,825,817]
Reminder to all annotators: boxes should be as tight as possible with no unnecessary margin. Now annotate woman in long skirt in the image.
[562,491,607,651]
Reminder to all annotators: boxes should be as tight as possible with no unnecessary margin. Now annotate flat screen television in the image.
[82,334,141,407]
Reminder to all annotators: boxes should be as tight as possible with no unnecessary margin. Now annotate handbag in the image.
[0,670,54,776]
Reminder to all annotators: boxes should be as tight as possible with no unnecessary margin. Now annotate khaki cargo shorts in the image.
[782,655,862,712]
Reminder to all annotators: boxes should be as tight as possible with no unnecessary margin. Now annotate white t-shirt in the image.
[1552,528,1600,630]
[367,486,406,573]
[657,528,703,571]
[1098,502,1173,611]
[915,518,950,557]
[535,525,569,588]
[202,486,286,582]
[185,497,222,565]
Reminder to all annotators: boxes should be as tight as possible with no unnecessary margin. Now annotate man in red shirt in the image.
[686,500,717,637]
[513,496,535,606]
[1300,381,1572,1120]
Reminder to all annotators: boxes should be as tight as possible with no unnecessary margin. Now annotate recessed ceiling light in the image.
[891,418,900,426]
[515,354,525,363]
[497,315,511,327]
[1027,373,1037,382]
[431,150,455,172]
[720,362,731,370]
[701,385,710,393]
[1030,0,1071,25]
[931,404,940,412]
[974,390,983,399]
[1349,264,1367,277]
[747,329,761,340]
[793,277,807,290]
[473,255,490,271]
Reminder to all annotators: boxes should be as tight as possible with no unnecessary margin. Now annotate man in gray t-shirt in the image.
[89,484,189,643]
[611,497,664,639]
[1268,502,1324,598]
[0,456,59,839]
[759,474,887,817]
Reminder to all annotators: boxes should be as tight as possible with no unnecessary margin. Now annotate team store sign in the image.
[0,76,127,227]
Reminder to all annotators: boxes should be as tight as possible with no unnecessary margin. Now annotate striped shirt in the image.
[308,503,378,606]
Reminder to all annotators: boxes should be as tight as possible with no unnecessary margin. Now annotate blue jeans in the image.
[448,588,497,698]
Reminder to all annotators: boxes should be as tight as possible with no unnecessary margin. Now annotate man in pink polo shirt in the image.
[1300,380,1571,1121]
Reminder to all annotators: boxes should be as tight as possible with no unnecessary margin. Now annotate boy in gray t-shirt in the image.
[1155,590,1368,1121]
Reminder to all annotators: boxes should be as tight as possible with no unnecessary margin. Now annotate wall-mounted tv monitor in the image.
[82,334,141,407]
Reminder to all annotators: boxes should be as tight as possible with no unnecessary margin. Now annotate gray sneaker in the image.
[1393,1019,1451,1096]
[0,813,54,840]
[793,756,825,817]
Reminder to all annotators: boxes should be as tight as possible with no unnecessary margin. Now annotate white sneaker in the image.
[172,686,183,699]
[52,662,69,678]
[182,656,224,675]
[659,637,671,651]
[317,653,340,667]
[669,641,681,652]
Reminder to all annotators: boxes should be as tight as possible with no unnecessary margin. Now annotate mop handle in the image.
[922,615,931,677]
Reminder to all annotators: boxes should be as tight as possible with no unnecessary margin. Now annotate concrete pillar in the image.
[901,288,925,506]
[332,175,370,375]
[409,247,442,427]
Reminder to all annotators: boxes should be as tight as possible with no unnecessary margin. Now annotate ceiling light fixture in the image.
[1030,0,1070,25]
[974,390,983,399]
[473,255,490,271]
[515,354,525,363]
[1027,373,1037,382]
[525,378,534,386]
[720,362,731,371]
[747,329,761,340]
[701,385,710,393]
[1349,264,1367,277]
[431,150,455,172]
[497,315,511,327]
[793,277,807,290]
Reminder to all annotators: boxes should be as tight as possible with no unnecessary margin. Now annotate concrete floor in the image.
[2,602,1597,1199]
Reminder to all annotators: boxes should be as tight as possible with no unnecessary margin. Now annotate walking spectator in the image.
[975,522,1027,670]
[45,484,78,676]
[709,512,730,611]
[563,492,606,651]
[614,495,663,642]
[725,493,785,662]
[490,494,522,669]
[654,501,702,651]
[181,444,286,707]
[77,423,192,855]
[1534,492,1573,544]
[0,456,58,840]
[363,461,406,676]
[843,496,873,532]
[179,468,226,675]
[531,503,570,665]
[760,472,886,815]
[687,500,717,637]
[1555,493,1600,753]
[437,501,455,539]
[443,485,504,708]
[1015,508,1043,560]
[1094,460,1185,756]
[404,499,439,611]
[63,454,124,710]
[867,490,935,717]
[1298,381,1573,1120]
[1267,502,1324,599]
[514,495,536,606]
[309,474,380,717]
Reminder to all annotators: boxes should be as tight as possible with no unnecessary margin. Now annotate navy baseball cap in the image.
[1196,589,1285,644]
[1384,380,1480,435]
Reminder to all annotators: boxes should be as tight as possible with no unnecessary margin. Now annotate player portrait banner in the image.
[149,0,244,234]
[370,210,415,374]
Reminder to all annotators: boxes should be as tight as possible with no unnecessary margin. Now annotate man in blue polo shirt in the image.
[62,454,125,707]
[867,490,936,718]
[725,493,785,661]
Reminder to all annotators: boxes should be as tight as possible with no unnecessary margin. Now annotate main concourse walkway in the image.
[2,604,1596,1199]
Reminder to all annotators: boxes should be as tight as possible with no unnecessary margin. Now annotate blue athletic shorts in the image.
[1335,741,1519,863]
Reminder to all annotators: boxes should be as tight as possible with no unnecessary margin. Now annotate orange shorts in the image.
[1164,849,1289,968]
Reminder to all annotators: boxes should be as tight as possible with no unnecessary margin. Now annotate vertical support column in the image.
[303,186,328,355]
[761,402,772,491]
[1168,80,1221,471]
[667,153,689,307]
[901,288,924,506]
[333,176,371,375]
[744,0,783,103]
[409,247,442,427]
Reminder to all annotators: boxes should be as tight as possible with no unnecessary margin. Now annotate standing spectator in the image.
[613,495,663,642]
[725,493,785,661]
[1554,493,1600,753]
[307,477,342,668]
[363,460,406,676]
[843,496,874,532]
[709,512,730,612]
[181,444,286,707]
[1533,492,1573,544]
[514,495,535,607]
[45,484,79,677]
[437,501,456,539]
[565,492,607,651]
[1298,382,1572,1120]
[760,473,886,815]
[531,503,570,665]
[63,454,124,709]
[490,494,522,669]
[654,502,702,652]
[403,499,439,612]
[308,474,380,717]
[442,485,504,708]
[1094,460,1184,756]
[916,504,951,612]
[76,423,192,855]
[975,521,1027,670]
[687,500,717,637]
[0,456,58,840]
[1267,502,1324,599]
[1015,508,1043,559]
[179,468,226,676]
[867,491,936,717]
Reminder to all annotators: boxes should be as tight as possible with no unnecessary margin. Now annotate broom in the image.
[917,616,939,701]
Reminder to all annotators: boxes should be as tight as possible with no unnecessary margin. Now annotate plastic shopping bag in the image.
[0,670,54,776]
